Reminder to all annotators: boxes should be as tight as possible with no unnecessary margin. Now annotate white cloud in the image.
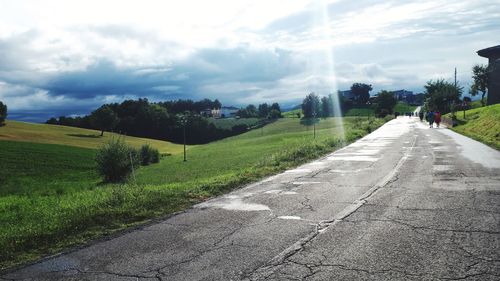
[0,0,499,120]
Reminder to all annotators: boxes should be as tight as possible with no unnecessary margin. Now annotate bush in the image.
[0,101,7,126]
[139,144,160,165]
[96,138,138,182]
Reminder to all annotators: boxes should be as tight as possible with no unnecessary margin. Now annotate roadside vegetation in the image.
[0,116,388,269]
[445,104,500,149]
[341,102,416,117]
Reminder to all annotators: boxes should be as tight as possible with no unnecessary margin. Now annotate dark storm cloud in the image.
[2,0,499,122]
[0,43,305,121]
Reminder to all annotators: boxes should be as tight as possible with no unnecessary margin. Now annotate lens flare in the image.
[309,0,345,139]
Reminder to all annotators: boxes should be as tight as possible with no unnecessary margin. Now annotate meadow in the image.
[0,116,388,269]
[207,117,260,129]
[0,120,183,154]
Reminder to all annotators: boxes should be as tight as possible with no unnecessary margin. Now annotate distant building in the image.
[200,106,239,118]
[200,108,213,117]
[338,90,354,101]
[477,45,500,105]
[392,89,413,102]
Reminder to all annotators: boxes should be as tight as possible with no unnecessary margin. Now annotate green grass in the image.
[207,118,260,129]
[0,120,183,154]
[282,108,302,118]
[469,100,483,109]
[394,102,417,113]
[0,116,388,269]
[0,141,98,196]
[446,104,500,149]
[344,107,374,116]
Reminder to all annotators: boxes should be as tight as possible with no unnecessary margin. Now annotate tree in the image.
[91,105,119,136]
[350,83,372,105]
[270,103,281,112]
[237,104,258,118]
[0,101,7,125]
[46,117,58,125]
[213,99,222,109]
[320,96,334,117]
[374,90,397,117]
[302,93,320,118]
[469,64,489,106]
[424,79,462,113]
[268,109,282,119]
[258,103,269,118]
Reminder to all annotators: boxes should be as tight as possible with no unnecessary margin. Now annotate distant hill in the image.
[0,120,184,154]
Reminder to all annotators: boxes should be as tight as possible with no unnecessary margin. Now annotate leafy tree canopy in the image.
[90,105,119,136]
[350,83,372,105]
[469,64,489,106]
[374,90,397,117]
[424,79,462,113]
[301,92,320,118]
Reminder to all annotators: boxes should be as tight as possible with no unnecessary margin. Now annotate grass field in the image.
[344,107,374,116]
[0,116,388,269]
[0,141,98,196]
[0,120,183,154]
[282,108,302,118]
[446,104,500,149]
[394,102,418,113]
[207,118,260,129]
[469,100,483,109]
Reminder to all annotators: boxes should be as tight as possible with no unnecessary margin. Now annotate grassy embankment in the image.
[446,104,500,150]
[343,102,417,116]
[0,116,388,269]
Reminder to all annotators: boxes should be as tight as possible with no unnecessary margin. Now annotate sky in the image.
[0,0,499,122]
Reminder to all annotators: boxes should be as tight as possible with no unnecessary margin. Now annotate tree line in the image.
[237,103,282,118]
[301,83,398,118]
[46,98,282,144]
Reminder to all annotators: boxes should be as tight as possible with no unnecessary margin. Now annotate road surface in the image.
[2,117,500,280]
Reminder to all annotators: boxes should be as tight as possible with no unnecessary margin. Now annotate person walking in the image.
[426,111,435,128]
[434,111,441,128]
[419,110,424,121]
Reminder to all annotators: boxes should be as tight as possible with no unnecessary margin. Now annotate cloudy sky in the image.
[0,0,499,121]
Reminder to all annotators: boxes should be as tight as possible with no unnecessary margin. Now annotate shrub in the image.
[96,138,138,182]
[139,144,160,165]
[0,101,7,126]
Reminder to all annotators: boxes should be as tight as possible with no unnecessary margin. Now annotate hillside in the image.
[448,104,500,149]
[0,116,388,269]
[0,120,183,154]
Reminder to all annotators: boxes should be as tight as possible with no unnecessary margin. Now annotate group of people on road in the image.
[424,110,441,128]
[401,108,442,129]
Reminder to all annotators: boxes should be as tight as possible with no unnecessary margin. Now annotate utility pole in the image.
[312,111,317,139]
[454,67,457,88]
[183,122,186,162]
[177,113,188,162]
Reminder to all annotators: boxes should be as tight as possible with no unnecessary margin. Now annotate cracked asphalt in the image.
[2,117,499,281]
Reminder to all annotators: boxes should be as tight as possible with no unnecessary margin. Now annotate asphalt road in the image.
[2,117,500,281]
